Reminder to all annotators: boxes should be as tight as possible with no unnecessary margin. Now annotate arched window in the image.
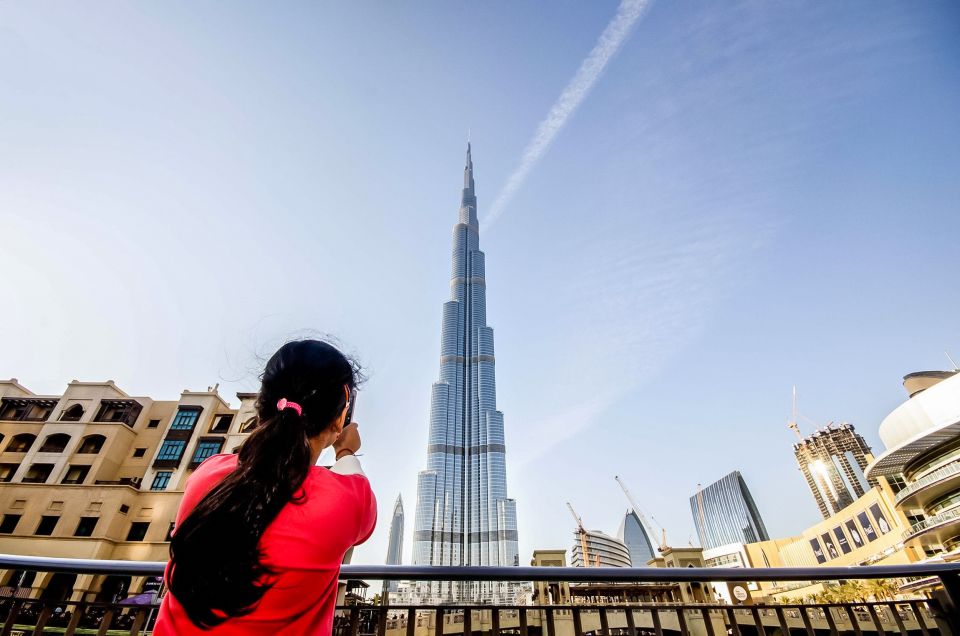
[38,433,71,453]
[6,434,36,453]
[77,434,106,454]
[59,404,84,422]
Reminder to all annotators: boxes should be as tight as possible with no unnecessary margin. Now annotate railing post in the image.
[907,601,930,636]
[434,607,444,636]
[650,607,664,636]
[865,603,886,636]
[937,572,960,634]
[0,599,21,636]
[886,602,907,636]
[822,605,840,636]
[406,607,416,636]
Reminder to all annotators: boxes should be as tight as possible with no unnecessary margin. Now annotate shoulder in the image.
[187,454,238,488]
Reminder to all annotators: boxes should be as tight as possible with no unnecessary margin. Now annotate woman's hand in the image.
[334,422,361,459]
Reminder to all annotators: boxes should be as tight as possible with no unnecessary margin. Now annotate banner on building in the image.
[833,526,851,554]
[856,511,878,542]
[809,537,826,564]
[820,532,839,560]
[845,519,864,548]
[869,503,891,535]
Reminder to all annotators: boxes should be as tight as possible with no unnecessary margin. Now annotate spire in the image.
[463,141,474,193]
[461,141,477,224]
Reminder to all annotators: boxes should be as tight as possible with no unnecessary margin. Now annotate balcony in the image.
[903,505,960,547]
[895,460,960,508]
[0,555,957,635]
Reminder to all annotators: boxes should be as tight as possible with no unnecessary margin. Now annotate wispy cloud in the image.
[482,0,654,228]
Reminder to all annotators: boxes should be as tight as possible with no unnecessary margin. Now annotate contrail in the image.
[483,0,653,228]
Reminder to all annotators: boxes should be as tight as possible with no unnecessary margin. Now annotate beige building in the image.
[0,378,256,602]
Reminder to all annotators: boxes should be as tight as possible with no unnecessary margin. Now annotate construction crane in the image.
[615,476,667,552]
[566,502,593,567]
[787,385,803,440]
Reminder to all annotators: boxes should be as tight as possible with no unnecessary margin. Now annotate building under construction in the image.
[793,422,877,519]
[570,529,632,568]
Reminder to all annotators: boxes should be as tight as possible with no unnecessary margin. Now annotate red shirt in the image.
[154,454,376,635]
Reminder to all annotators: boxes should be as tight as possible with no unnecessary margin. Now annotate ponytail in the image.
[168,339,359,628]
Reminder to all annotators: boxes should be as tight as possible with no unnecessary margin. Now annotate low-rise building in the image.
[0,378,255,602]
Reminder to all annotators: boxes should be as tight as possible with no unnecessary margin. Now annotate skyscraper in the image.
[793,423,877,519]
[691,471,769,551]
[618,510,656,567]
[384,494,404,593]
[412,144,519,603]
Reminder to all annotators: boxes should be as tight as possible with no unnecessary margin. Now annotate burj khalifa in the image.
[412,144,519,603]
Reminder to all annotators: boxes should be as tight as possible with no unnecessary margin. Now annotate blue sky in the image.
[2,1,959,564]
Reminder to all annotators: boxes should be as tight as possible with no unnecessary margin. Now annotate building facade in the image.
[570,529,632,568]
[617,509,656,566]
[793,422,877,519]
[0,378,255,601]
[412,144,519,603]
[385,494,404,593]
[866,369,960,560]
[690,471,769,551]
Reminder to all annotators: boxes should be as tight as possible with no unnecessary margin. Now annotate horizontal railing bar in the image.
[0,553,957,581]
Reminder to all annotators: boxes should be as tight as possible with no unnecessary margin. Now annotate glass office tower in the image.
[618,509,656,566]
[385,495,404,593]
[412,144,519,603]
[690,471,769,550]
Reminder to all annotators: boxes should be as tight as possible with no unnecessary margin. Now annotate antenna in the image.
[615,476,665,552]
[787,385,803,440]
[946,351,959,371]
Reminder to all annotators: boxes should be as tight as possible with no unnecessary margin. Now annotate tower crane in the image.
[787,385,803,440]
[566,502,594,567]
[615,475,667,552]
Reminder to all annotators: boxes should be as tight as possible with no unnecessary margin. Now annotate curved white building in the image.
[865,370,960,558]
[571,530,632,568]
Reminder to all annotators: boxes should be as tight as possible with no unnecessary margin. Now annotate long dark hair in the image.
[168,339,360,628]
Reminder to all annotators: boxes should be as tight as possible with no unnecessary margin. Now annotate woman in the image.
[154,339,376,635]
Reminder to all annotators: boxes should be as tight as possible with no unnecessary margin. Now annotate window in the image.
[77,435,106,454]
[151,471,172,491]
[38,433,71,453]
[147,419,160,428]
[93,400,143,427]
[119,504,130,515]
[0,514,21,533]
[35,516,59,536]
[156,440,186,461]
[132,447,147,458]
[241,417,258,433]
[170,407,201,431]
[0,464,17,482]
[6,433,36,453]
[165,522,175,541]
[126,522,150,542]
[59,404,84,421]
[74,517,98,537]
[61,465,90,485]
[210,414,233,433]
[0,398,56,421]
[23,464,54,484]
[192,440,223,465]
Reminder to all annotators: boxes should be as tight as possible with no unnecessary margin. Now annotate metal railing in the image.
[896,461,960,505]
[0,554,958,636]
[904,504,960,541]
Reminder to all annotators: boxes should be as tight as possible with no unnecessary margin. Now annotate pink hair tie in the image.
[276,398,302,416]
